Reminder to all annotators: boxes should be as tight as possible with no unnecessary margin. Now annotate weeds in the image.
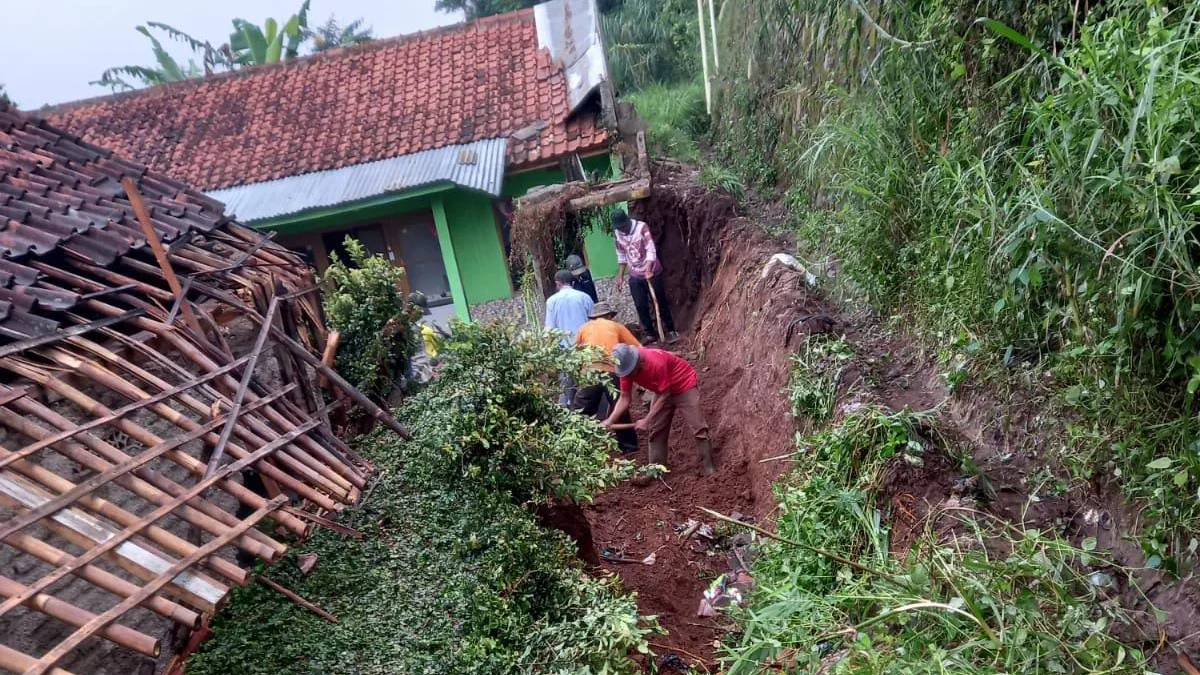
[787,334,853,423]
[725,411,1150,675]
[712,0,1200,557]
[698,163,746,202]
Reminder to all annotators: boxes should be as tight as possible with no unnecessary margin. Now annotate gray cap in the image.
[612,344,640,377]
[566,254,586,275]
[588,301,617,319]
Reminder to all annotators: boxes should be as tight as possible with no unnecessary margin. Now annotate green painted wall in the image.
[502,154,620,279]
[430,197,471,322]
[442,191,512,306]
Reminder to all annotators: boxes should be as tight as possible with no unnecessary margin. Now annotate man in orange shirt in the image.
[574,302,640,453]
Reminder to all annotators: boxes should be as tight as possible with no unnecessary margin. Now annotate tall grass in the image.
[626,81,709,163]
[715,0,1200,554]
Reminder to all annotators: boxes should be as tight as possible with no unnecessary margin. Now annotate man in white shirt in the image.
[545,269,594,405]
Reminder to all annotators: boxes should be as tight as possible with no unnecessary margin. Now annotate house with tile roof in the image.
[43,0,618,321]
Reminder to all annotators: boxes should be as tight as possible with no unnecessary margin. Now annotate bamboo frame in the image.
[0,177,397,671]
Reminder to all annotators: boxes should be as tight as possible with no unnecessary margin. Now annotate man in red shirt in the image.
[602,344,715,477]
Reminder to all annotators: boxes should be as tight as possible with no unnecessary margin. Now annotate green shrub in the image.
[321,237,417,400]
[189,321,651,675]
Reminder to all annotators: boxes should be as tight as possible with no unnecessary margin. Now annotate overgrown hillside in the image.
[712,0,1200,567]
[676,0,1200,671]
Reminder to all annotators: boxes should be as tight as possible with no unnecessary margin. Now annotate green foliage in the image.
[322,238,417,400]
[787,335,853,423]
[229,1,311,66]
[726,411,1147,674]
[406,321,633,503]
[627,81,709,163]
[92,23,232,91]
[603,0,699,92]
[0,84,11,107]
[434,0,540,19]
[306,15,374,52]
[698,163,746,202]
[95,1,318,91]
[713,0,1200,555]
[189,322,651,675]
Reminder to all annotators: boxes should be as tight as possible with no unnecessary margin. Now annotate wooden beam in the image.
[567,179,652,211]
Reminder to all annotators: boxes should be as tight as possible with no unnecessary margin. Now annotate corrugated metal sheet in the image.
[535,0,610,112]
[207,138,509,223]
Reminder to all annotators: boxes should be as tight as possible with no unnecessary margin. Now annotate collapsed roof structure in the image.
[0,103,403,675]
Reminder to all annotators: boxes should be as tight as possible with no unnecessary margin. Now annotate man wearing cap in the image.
[603,344,714,478]
[565,254,599,303]
[545,269,594,406]
[574,302,640,453]
[612,209,679,344]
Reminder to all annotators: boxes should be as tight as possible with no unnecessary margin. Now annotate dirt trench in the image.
[583,170,817,665]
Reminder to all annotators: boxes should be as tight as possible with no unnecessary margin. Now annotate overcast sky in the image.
[0,0,461,109]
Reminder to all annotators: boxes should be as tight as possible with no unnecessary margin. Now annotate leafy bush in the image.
[628,81,709,163]
[402,320,633,503]
[189,321,651,675]
[321,237,417,400]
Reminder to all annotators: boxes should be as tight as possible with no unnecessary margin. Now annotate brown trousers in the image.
[648,387,709,449]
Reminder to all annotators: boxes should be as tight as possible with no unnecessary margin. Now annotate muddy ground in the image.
[580,165,1200,672]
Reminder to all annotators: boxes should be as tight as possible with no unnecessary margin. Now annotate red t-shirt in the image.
[619,348,698,396]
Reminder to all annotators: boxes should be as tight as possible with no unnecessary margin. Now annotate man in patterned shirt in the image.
[612,209,679,344]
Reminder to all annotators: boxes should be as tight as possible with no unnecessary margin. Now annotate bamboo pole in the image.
[25,496,289,675]
[0,401,284,560]
[0,424,314,629]
[697,0,712,113]
[1,531,199,627]
[6,356,341,514]
[0,446,249,586]
[70,331,361,494]
[708,0,720,71]
[0,483,228,614]
[0,645,77,675]
[121,177,203,336]
[0,386,290,545]
[0,574,160,656]
[256,576,337,623]
[205,296,279,477]
[77,291,365,490]
[190,281,411,439]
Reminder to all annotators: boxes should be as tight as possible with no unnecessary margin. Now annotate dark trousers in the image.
[629,274,675,337]
[574,375,638,453]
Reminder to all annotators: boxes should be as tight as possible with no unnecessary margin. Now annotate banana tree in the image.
[229,0,312,66]
[92,23,229,92]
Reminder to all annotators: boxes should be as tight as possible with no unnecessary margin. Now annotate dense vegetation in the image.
[189,322,650,674]
[710,0,1200,559]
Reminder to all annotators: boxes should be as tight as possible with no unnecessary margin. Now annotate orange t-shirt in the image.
[575,318,641,355]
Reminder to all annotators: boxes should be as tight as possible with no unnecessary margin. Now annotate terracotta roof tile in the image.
[43,10,608,191]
